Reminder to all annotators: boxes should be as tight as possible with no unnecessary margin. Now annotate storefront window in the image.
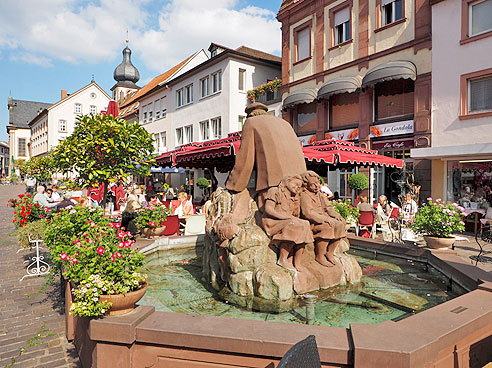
[446,160,492,207]
[296,103,317,134]
[375,79,414,121]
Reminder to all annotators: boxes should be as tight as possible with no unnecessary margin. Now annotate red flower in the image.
[96,246,105,255]
[60,253,68,260]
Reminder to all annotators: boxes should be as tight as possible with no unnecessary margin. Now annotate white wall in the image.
[432,0,492,148]
[9,128,31,161]
[47,85,110,151]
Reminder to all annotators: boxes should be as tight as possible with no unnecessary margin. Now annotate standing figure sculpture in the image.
[226,103,306,209]
[261,175,314,272]
[300,171,347,267]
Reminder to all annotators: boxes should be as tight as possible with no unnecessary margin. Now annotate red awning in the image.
[155,135,403,169]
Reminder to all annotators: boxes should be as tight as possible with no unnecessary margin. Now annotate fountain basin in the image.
[70,235,492,368]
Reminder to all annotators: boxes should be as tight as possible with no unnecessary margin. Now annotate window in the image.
[160,132,167,149]
[334,7,351,45]
[212,71,222,93]
[375,79,414,121]
[185,84,193,104]
[177,89,184,107]
[155,99,161,119]
[469,76,492,112]
[184,125,193,143]
[200,77,209,98]
[148,103,153,122]
[460,69,492,119]
[296,103,317,134]
[239,69,246,91]
[469,0,492,36]
[295,24,311,62]
[176,127,184,146]
[18,138,26,157]
[90,105,97,114]
[200,120,210,140]
[59,120,67,132]
[75,103,82,114]
[238,115,246,130]
[211,117,222,138]
[154,134,160,152]
[143,105,148,124]
[330,93,360,129]
[161,98,167,118]
[381,0,403,26]
[461,0,492,43]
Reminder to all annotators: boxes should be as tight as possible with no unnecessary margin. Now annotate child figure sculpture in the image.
[300,171,347,267]
[261,175,314,272]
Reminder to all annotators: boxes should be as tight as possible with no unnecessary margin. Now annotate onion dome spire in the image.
[113,40,140,88]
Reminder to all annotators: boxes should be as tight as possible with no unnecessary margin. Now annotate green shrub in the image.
[409,198,465,237]
[348,173,369,191]
[196,177,210,189]
[332,199,360,225]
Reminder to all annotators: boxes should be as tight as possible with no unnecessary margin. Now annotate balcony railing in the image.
[253,89,282,105]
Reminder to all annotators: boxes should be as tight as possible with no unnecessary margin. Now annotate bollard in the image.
[303,294,317,325]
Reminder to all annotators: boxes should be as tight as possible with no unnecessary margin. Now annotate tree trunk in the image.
[101,180,109,209]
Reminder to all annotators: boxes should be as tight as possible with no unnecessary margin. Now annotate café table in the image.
[463,208,486,234]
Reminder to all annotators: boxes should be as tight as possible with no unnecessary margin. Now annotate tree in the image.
[54,114,155,206]
[21,152,56,184]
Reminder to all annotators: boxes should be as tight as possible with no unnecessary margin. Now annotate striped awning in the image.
[362,61,417,88]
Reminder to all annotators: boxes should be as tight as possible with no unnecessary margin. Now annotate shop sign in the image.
[372,139,414,150]
[324,128,359,141]
[298,134,317,146]
[370,120,414,138]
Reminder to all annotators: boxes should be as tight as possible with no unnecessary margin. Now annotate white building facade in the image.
[129,44,281,195]
[29,82,111,157]
[411,0,492,201]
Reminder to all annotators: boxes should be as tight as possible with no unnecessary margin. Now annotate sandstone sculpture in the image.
[202,103,362,312]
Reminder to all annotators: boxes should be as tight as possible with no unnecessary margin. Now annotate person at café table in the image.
[175,192,193,218]
[146,191,162,206]
[402,193,418,223]
[375,195,392,224]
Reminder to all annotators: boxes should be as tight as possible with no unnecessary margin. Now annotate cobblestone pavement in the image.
[0,184,80,368]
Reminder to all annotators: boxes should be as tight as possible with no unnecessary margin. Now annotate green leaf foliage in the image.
[20,152,56,183]
[53,114,155,190]
[348,173,369,191]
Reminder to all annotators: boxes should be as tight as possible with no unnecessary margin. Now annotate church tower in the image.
[111,41,140,105]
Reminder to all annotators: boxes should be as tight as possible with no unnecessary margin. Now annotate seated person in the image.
[357,195,376,213]
[402,193,417,223]
[262,175,314,272]
[375,195,392,224]
[45,188,54,203]
[146,191,162,206]
[78,196,91,208]
[51,184,61,202]
[57,193,76,210]
[175,192,193,218]
[300,171,346,267]
[33,186,57,208]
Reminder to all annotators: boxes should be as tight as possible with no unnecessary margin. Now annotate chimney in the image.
[61,90,67,100]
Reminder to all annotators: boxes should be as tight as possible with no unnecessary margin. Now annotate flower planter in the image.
[99,282,148,316]
[142,226,166,239]
[423,236,456,249]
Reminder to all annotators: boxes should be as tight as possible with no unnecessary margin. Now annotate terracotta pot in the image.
[423,236,455,249]
[99,282,148,316]
[142,226,166,239]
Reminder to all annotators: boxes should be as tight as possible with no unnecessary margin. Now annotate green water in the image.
[139,247,466,328]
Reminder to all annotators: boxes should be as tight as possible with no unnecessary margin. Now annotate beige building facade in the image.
[278,0,432,203]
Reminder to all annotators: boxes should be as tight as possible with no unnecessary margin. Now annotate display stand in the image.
[20,238,50,281]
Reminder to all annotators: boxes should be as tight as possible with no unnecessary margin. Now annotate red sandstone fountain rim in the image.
[73,235,492,367]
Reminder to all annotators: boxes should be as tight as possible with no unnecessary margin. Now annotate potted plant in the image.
[10,172,18,184]
[44,206,147,316]
[409,198,466,248]
[332,199,360,228]
[134,204,170,238]
[348,173,369,201]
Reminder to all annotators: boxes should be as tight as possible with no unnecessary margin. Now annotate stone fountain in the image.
[202,103,362,312]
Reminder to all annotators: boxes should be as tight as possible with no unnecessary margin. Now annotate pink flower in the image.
[118,242,124,248]
[96,246,105,255]
[427,197,432,201]
[60,253,68,260]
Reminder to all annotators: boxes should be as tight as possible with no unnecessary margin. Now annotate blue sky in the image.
[0,0,282,142]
